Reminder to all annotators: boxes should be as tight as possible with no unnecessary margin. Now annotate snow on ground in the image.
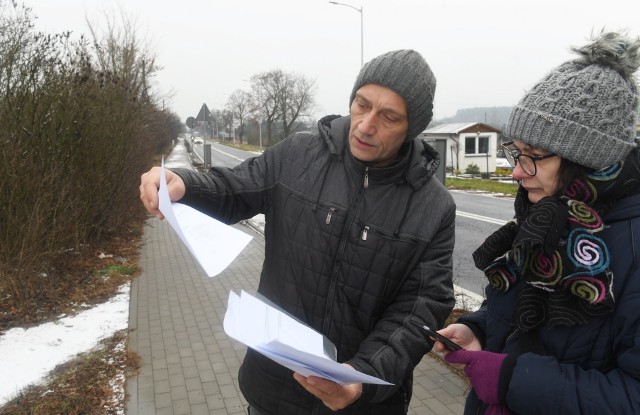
[0,284,130,405]
[0,140,194,407]
[0,139,255,407]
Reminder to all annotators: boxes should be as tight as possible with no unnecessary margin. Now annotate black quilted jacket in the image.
[172,115,456,415]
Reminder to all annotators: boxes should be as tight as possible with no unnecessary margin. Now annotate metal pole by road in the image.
[329,1,363,67]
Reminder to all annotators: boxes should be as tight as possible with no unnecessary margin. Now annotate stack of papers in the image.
[223,290,392,385]
[158,160,252,277]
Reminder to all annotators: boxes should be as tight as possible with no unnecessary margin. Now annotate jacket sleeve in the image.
[346,205,457,403]
[506,267,640,414]
[171,140,287,224]
[457,302,488,348]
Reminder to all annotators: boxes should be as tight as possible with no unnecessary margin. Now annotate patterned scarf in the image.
[473,146,640,331]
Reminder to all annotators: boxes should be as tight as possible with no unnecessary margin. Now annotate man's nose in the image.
[358,112,377,135]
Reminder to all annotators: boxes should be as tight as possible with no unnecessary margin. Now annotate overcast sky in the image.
[24,0,639,124]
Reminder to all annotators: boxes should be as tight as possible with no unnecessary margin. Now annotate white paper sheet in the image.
[223,290,393,386]
[158,160,252,277]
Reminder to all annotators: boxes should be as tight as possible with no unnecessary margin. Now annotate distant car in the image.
[193,138,204,145]
[495,157,513,170]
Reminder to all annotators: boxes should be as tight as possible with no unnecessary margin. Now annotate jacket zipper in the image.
[325,207,335,225]
[322,174,367,334]
[360,167,369,238]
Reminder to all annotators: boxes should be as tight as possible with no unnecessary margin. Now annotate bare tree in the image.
[87,8,159,106]
[226,89,252,144]
[249,69,316,144]
[221,109,235,141]
[280,72,316,138]
[250,70,282,145]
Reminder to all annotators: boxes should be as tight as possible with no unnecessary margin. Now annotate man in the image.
[140,49,456,415]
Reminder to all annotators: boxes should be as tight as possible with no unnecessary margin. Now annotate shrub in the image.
[0,3,179,307]
[465,163,481,175]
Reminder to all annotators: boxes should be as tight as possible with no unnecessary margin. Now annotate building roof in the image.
[423,122,502,135]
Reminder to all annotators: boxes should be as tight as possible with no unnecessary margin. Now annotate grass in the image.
[218,140,263,152]
[98,265,137,277]
[0,222,143,335]
[446,176,518,197]
[0,217,145,414]
[0,330,140,415]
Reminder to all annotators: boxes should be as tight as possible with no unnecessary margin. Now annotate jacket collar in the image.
[603,192,640,222]
[318,115,439,189]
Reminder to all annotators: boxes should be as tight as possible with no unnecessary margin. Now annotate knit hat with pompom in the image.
[505,31,640,169]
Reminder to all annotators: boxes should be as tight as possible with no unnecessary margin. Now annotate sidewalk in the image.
[126,141,469,414]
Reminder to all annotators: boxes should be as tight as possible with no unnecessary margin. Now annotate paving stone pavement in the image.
[127,217,469,415]
[126,140,469,414]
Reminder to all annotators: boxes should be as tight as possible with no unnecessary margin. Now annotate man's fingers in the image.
[140,182,157,209]
[307,376,337,392]
[293,374,334,399]
[139,168,164,218]
[293,373,360,411]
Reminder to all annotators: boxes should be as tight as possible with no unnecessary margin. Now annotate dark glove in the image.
[445,350,515,405]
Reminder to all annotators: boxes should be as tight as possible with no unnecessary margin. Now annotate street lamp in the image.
[254,118,263,151]
[329,1,363,67]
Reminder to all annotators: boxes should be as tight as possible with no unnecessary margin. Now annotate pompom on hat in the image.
[350,49,436,141]
[505,31,640,170]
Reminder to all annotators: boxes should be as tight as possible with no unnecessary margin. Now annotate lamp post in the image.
[257,118,263,151]
[477,128,489,179]
[329,1,363,67]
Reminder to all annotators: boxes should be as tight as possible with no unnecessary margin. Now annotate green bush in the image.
[465,163,481,175]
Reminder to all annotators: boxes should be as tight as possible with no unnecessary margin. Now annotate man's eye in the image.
[384,114,399,123]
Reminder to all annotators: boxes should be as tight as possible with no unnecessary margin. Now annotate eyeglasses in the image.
[501,141,557,176]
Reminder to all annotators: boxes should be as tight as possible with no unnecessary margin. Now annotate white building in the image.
[421,122,502,174]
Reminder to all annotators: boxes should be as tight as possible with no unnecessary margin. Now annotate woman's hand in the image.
[445,350,509,406]
[433,323,482,355]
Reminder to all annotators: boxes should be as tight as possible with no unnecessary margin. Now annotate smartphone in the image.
[420,325,463,351]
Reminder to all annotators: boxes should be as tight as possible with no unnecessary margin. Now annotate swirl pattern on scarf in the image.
[473,146,640,330]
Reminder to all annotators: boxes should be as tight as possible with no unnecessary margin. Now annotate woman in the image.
[436,31,640,414]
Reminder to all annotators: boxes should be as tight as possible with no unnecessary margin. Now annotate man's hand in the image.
[139,167,186,219]
[293,365,362,411]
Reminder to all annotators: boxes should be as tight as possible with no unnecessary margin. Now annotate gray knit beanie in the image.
[349,49,436,141]
[505,31,640,170]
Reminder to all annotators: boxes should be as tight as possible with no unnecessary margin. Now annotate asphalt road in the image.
[451,191,514,296]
